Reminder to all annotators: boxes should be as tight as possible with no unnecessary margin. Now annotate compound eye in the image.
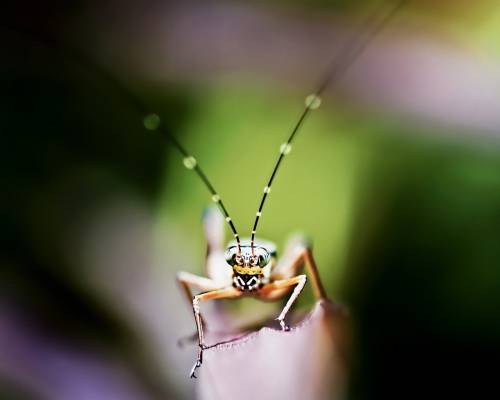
[257,250,270,267]
[224,247,238,266]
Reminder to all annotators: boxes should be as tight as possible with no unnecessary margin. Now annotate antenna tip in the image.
[143,113,161,130]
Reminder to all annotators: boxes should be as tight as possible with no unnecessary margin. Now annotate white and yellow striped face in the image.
[225,245,272,292]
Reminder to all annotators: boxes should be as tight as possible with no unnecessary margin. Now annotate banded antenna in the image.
[5,0,406,258]
[250,0,408,252]
[4,23,243,253]
[143,113,242,253]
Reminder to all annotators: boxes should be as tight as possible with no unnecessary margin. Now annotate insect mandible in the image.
[144,0,407,379]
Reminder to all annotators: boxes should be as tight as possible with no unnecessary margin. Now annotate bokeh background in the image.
[2,0,500,398]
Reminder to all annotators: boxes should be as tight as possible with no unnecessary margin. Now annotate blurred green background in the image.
[2,0,500,399]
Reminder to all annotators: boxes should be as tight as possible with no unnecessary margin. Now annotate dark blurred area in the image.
[2,0,500,399]
[1,1,183,399]
[344,135,500,398]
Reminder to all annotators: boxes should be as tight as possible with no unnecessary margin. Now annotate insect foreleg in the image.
[256,238,329,330]
[190,286,242,378]
[176,271,224,337]
[272,237,327,300]
[260,275,307,331]
[176,271,222,307]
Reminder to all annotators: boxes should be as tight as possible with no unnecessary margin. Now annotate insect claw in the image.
[277,318,290,332]
[189,359,202,379]
[189,344,207,378]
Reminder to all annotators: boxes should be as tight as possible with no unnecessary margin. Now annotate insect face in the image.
[225,245,270,291]
[232,273,262,292]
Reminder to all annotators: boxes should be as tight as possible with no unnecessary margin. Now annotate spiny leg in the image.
[260,275,307,331]
[176,271,224,346]
[190,286,242,378]
[272,236,327,300]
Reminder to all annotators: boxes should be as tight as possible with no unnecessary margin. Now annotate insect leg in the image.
[190,286,242,378]
[272,236,327,300]
[202,206,224,254]
[176,271,223,342]
[260,275,307,331]
[203,208,233,284]
[176,271,222,308]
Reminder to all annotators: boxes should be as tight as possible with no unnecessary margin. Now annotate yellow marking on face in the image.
[234,266,263,275]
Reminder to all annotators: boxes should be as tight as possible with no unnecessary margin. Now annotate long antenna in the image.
[3,25,243,253]
[143,114,242,251]
[250,0,408,251]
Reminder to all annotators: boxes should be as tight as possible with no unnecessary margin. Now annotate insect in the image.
[143,0,407,379]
